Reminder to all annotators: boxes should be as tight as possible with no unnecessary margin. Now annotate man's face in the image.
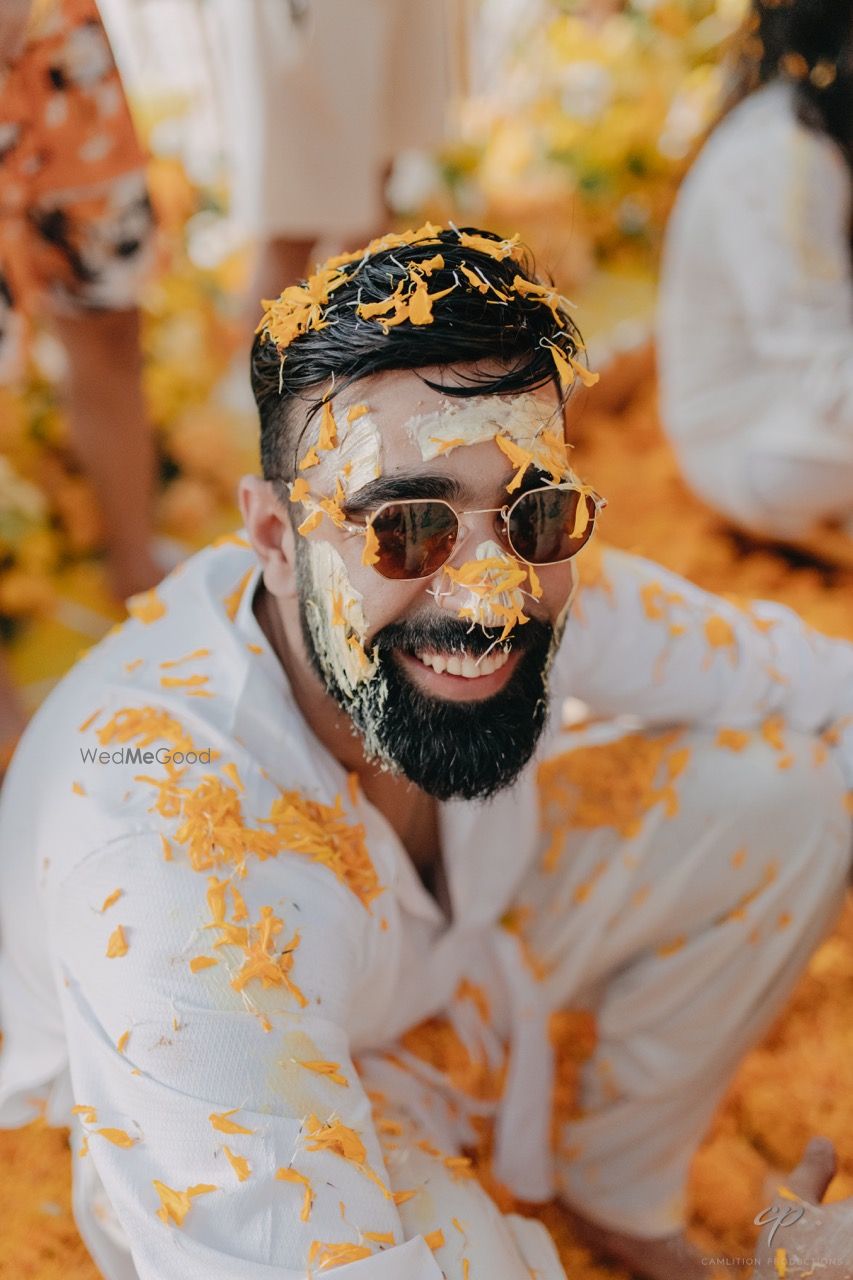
[281,367,581,800]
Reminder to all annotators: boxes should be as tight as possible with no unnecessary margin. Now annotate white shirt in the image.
[1,533,853,1278]
[658,81,853,464]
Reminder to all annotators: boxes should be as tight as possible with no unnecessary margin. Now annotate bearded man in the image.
[1,225,853,1280]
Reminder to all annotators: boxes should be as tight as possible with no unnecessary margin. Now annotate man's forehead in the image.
[337,365,556,421]
[314,368,562,456]
[295,366,570,505]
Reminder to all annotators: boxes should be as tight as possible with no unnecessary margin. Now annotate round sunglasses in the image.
[339,482,606,581]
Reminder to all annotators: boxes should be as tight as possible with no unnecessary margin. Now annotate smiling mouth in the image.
[413,647,513,679]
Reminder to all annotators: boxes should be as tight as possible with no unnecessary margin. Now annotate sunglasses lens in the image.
[508,488,597,563]
[371,502,458,579]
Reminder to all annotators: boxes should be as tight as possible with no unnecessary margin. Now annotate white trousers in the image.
[676,433,853,541]
[211,0,455,240]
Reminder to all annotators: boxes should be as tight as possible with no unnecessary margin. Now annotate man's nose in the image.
[429,538,527,630]
[426,510,501,609]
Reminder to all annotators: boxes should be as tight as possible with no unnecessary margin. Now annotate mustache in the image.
[372,613,553,658]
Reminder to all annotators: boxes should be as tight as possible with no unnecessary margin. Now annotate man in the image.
[1,224,852,1279]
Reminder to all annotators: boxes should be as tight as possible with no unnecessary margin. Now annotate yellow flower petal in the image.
[460,265,488,293]
[459,230,521,259]
[153,1181,217,1227]
[96,1128,137,1148]
[297,510,324,536]
[106,925,129,958]
[494,435,533,493]
[223,569,254,622]
[307,1241,373,1270]
[209,1109,255,1136]
[318,400,338,451]
[224,1147,251,1182]
[361,525,380,567]
[127,588,167,625]
[568,355,600,389]
[298,447,321,471]
[297,1060,349,1087]
[276,1166,314,1221]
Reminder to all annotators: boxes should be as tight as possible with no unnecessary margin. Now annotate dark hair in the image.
[725,0,853,166]
[250,227,583,486]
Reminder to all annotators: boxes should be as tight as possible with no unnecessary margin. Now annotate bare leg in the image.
[583,0,625,22]
[54,306,160,601]
[245,163,395,317]
[244,236,316,327]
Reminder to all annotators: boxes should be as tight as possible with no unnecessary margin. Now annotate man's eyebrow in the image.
[343,472,468,512]
[342,463,561,514]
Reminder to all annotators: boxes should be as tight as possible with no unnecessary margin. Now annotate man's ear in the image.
[238,475,298,601]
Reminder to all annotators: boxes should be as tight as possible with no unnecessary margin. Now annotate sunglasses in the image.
[339,482,606,581]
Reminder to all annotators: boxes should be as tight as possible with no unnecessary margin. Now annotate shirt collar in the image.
[228,542,542,932]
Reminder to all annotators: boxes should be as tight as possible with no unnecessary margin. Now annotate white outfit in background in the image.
[212,0,455,240]
[659,82,853,539]
[1,535,852,1278]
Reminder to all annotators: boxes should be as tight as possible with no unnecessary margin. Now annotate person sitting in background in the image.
[658,0,853,546]
[0,0,160,600]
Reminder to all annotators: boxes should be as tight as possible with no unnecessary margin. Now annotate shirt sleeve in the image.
[558,547,853,786]
[49,828,443,1280]
[712,119,853,436]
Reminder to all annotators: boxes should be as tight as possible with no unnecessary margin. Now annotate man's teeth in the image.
[415,649,512,678]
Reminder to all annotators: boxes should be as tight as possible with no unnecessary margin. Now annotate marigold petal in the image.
[106,925,129,958]
[224,1147,251,1181]
[209,1109,255,1135]
[96,1127,137,1148]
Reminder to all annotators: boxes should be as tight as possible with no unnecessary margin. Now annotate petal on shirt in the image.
[209,1108,254,1136]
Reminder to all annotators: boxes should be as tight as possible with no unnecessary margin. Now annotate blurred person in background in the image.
[0,0,161,768]
[658,0,853,546]
[213,0,458,308]
[0,0,160,597]
[582,0,626,22]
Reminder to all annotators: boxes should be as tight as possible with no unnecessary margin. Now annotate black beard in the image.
[296,543,557,801]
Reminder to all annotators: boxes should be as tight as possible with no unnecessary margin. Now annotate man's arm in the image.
[561,546,853,786]
[52,828,443,1279]
[561,1210,727,1280]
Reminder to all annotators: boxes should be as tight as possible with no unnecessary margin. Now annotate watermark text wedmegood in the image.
[80,747,213,765]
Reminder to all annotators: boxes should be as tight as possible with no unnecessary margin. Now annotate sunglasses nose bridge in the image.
[446,505,509,568]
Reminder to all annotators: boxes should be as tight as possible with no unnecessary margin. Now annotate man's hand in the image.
[0,0,32,66]
[560,1204,727,1280]
[753,1138,853,1279]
